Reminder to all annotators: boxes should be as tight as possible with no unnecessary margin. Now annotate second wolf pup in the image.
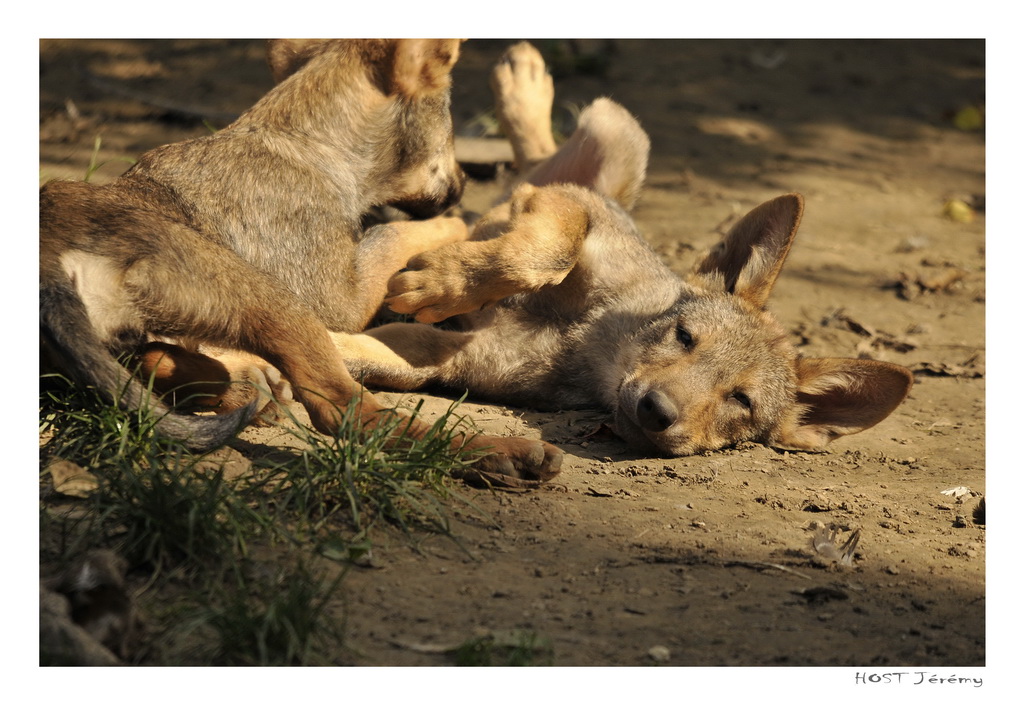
[40,39,561,483]
[345,42,914,457]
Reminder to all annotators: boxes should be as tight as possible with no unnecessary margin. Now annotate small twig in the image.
[388,638,460,654]
[723,559,814,580]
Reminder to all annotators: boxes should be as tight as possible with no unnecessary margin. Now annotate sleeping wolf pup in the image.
[347,42,913,457]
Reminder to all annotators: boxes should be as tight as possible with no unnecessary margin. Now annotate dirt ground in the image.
[39,39,986,670]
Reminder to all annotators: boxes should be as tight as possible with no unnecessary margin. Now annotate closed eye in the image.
[676,324,694,349]
[730,391,752,411]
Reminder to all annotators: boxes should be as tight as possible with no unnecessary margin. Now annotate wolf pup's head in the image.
[266,38,466,218]
[613,194,913,456]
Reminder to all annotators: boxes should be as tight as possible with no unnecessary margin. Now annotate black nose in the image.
[393,170,466,220]
[440,169,466,210]
[636,389,678,432]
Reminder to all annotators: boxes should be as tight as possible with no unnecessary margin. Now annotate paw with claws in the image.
[385,241,507,323]
[457,435,564,488]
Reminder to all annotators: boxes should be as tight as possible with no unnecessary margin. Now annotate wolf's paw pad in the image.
[491,42,554,119]
[385,249,478,323]
[453,437,563,488]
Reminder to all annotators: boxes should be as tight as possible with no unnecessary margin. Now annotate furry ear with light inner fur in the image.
[776,357,914,449]
[692,193,803,308]
[266,39,463,95]
[388,39,464,98]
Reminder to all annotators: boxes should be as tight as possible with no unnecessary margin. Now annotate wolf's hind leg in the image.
[490,42,649,210]
[524,98,650,211]
[136,342,293,423]
[331,324,472,391]
[490,41,558,171]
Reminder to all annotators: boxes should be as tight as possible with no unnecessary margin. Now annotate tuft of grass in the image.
[40,374,265,575]
[41,372,177,472]
[247,395,487,544]
[41,375,486,560]
[88,455,263,575]
[40,371,487,664]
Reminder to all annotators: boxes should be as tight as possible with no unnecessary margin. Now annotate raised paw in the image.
[385,242,499,323]
[490,42,557,168]
[453,435,564,488]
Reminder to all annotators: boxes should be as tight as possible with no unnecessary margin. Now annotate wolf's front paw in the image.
[452,435,564,488]
[385,243,490,323]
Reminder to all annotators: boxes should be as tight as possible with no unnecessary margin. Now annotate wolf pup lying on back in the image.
[344,42,914,457]
[40,39,561,485]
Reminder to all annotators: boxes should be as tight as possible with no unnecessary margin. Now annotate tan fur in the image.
[386,184,591,323]
[40,39,560,484]
[343,42,913,457]
[489,42,557,171]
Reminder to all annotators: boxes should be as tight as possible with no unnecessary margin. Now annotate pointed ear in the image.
[692,193,803,308]
[776,358,914,450]
[389,39,464,98]
[266,39,332,83]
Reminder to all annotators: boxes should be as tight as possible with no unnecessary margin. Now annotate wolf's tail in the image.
[40,270,256,452]
[523,97,650,213]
